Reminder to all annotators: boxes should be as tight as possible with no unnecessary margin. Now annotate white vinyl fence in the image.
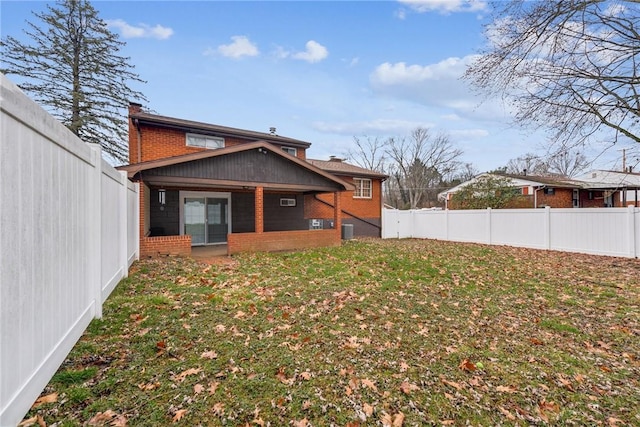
[0,74,139,426]
[382,206,639,259]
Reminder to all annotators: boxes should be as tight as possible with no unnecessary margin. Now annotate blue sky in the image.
[1,0,634,171]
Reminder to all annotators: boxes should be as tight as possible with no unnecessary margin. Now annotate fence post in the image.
[628,205,636,258]
[134,182,140,260]
[89,144,103,319]
[445,208,449,240]
[544,206,551,250]
[486,208,492,244]
[119,171,129,278]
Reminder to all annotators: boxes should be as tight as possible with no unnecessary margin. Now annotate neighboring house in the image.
[118,103,386,257]
[575,169,640,207]
[439,172,640,209]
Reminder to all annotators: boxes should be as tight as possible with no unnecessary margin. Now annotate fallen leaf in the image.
[173,367,202,382]
[498,406,516,421]
[208,381,220,395]
[31,392,58,408]
[361,378,378,392]
[111,415,128,427]
[292,419,308,427]
[87,410,117,426]
[608,417,625,426]
[363,403,374,417]
[529,337,544,345]
[201,350,218,359]
[299,371,312,381]
[441,421,455,426]
[138,382,160,391]
[496,385,517,393]
[392,412,405,426]
[302,400,312,410]
[399,381,420,394]
[399,361,410,372]
[194,384,204,394]
[212,402,225,416]
[458,358,477,372]
[441,378,463,390]
[172,409,187,423]
[18,416,46,427]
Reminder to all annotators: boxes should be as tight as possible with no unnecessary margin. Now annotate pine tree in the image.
[1,0,146,163]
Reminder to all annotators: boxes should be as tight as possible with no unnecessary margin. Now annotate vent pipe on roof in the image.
[329,156,343,162]
[269,127,276,135]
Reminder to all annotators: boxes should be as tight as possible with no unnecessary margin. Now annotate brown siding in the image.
[231,192,255,233]
[263,193,308,231]
[142,150,342,189]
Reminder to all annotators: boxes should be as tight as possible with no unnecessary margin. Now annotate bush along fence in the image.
[0,74,139,426]
[382,206,640,259]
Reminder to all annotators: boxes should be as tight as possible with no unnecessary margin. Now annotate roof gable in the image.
[118,141,353,192]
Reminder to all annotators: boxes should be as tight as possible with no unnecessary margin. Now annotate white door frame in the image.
[179,191,232,245]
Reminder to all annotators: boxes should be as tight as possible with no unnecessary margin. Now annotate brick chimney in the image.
[129,101,142,115]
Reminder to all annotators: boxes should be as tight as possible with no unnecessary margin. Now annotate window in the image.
[186,133,224,149]
[280,198,296,207]
[281,146,297,156]
[543,188,555,195]
[354,178,372,198]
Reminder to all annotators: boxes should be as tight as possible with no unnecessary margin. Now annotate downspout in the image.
[534,185,546,208]
[313,194,381,231]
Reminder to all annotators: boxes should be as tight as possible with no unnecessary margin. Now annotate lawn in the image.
[22,239,639,426]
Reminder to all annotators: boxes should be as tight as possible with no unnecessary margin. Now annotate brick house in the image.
[439,173,638,209]
[118,103,387,257]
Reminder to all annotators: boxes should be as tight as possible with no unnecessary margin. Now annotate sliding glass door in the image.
[181,192,230,245]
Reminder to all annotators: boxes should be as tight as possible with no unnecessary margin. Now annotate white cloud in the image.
[106,19,173,40]
[313,118,433,136]
[292,40,328,63]
[449,128,489,138]
[369,54,519,126]
[215,36,259,59]
[398,0,487,14]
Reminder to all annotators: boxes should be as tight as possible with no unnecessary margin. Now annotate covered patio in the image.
[118,142,353,257]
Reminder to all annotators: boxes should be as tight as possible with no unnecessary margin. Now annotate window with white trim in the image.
[281,146,297,156]
[186,133,224,149]
[353,178,372,199]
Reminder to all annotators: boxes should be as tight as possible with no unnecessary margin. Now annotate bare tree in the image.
[464,1,640,150]
[546,145,589,177]
[347,136,388,172]
[505,153,549,176]
[1,0,147,163]
[386,128,462,209]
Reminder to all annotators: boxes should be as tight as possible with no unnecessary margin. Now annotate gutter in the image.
[313,194,382,231]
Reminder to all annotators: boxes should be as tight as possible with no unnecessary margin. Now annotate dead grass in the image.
[22,239,640,426]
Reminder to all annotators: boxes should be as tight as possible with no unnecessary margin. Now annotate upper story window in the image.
[186,133,224,149]
[354,178,372,199]
[281,146,297,156]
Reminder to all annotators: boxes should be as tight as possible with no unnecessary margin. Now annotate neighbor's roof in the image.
[131,111,311,148]
[307,159,388,179]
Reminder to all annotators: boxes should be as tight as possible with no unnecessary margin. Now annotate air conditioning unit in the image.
[309,219,323,230]
[280,198,296,207]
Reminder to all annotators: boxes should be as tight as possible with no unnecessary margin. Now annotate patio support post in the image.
[333,191,341,237]
[255,186,264,233]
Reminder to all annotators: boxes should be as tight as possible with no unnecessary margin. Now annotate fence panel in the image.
[447,210,487,243]
[383,206,638,259]
[549,208,633,257]
[490,209,547,249]
[0,74,139,426]
[412,210,448,239]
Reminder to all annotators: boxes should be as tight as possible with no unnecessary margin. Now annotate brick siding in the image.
[227,229,340,254]
[140,235,192,258]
